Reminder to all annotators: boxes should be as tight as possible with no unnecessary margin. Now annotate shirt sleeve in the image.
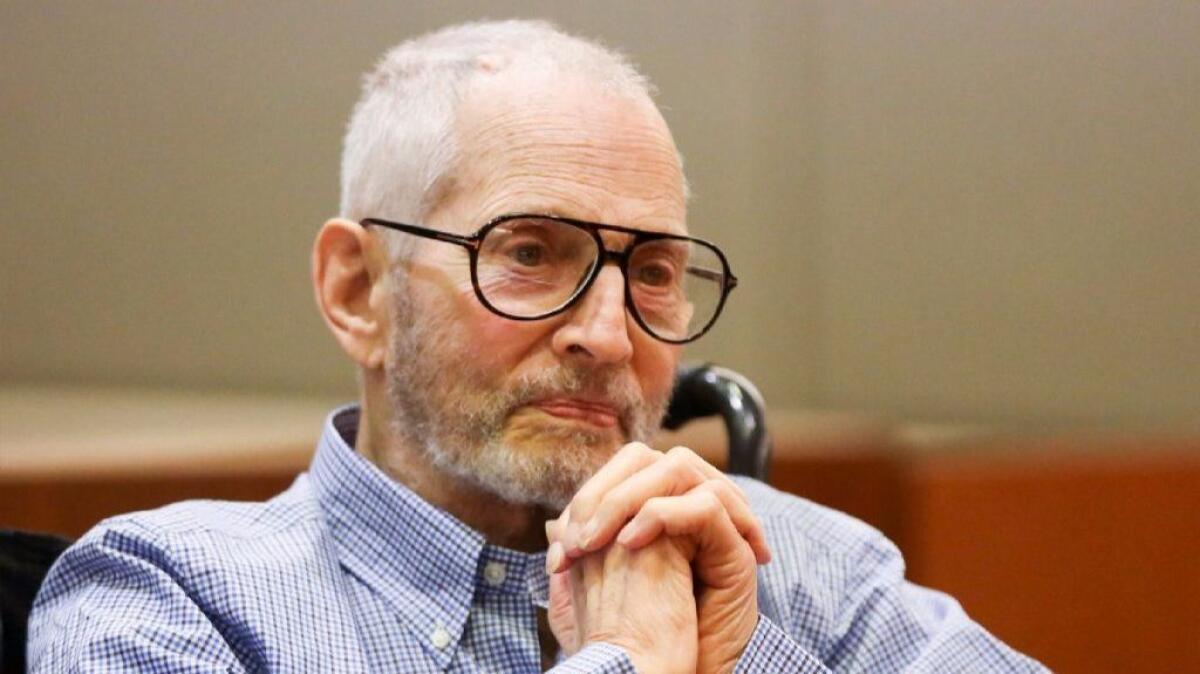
[548,642,637,673]
[808,535,1047,673]
[733,615,832,673]
[27,521,243,674]
[727,478,1049,673]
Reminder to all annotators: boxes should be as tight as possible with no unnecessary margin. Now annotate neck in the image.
[354,384,552,553]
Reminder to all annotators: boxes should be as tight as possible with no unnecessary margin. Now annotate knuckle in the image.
[642,496,670,519]
[665,451,699,476]
[665,447,708,481]
[666,445,698,462]
[592,492,623,522]
[706,473,740,497]
[664,452,688,473]
[700,491,723,514]
[707,478,743,507]
[569,493,597,522]
[621,441,655,460]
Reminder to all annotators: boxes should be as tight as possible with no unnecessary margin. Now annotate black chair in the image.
[1,530,73,673]
[664,362,772,481]
[0,363,769,672]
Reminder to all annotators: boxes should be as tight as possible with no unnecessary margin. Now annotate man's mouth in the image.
[529,397,620,428]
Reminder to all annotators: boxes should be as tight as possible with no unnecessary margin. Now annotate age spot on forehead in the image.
[474,52,510,73]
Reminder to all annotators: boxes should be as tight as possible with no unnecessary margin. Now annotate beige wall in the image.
[2,1,1197,430]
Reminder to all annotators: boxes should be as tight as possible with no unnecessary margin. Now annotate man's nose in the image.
[551,265,634,364]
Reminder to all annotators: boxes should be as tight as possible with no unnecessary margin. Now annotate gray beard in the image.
[383,282,669,510]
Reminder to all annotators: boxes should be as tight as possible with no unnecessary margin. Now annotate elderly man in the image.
[30,20,1043,673]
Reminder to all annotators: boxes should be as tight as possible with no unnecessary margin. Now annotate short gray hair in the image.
[340,19,665,262]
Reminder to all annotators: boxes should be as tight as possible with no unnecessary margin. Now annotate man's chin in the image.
[417,407,632,510]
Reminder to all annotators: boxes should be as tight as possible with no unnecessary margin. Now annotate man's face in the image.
[384,70,687,509]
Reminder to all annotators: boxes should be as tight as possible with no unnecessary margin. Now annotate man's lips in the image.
[530,397,620,428]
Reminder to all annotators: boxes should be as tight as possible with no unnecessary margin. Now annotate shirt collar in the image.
[310,406,549,661]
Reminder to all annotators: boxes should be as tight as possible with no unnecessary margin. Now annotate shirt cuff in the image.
[550,642,638,673]
[734,614,831,673]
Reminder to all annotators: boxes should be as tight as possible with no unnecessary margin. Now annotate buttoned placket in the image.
[457,546,546,672]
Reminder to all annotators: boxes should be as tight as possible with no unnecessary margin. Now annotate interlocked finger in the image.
[612,488,752,589]
[545,506,570,574]
[560,442,661,555]
[661,446,753,507]
[611,478,771,564]
[568,448,769,564]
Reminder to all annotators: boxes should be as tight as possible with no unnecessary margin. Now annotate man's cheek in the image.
[636,342,680,401]
[472,312,543,361]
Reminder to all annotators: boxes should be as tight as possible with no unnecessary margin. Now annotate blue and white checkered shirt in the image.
[29,406,1045,672]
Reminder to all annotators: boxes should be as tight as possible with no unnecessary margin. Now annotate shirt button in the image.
[483,561,507,586]
[430,625,451,650]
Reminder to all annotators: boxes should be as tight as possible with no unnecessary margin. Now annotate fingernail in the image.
[564,522,581,554]
[546,541,564,574]
[578,519,599,550]
[544,519,556,541]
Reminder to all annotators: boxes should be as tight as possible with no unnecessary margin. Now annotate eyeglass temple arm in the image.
[662,363,771,481]
[687,266,739,290]
[360,219,476,247]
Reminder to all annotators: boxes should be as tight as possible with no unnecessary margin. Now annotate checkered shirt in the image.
[29,406,1046,672]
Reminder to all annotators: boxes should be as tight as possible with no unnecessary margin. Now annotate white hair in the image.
[339,19,670,261]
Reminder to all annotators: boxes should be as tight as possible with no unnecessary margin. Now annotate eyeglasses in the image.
[361,214,737,344]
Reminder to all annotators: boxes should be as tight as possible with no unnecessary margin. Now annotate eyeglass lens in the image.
[474,217,726,341]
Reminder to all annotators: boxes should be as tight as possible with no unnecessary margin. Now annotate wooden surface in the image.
[0,386,330,537]
[3,386,1198,672]
[904,439,1200,673]
[0,386,334,479]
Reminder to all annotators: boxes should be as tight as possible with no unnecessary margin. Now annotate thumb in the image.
[547,571,579,654]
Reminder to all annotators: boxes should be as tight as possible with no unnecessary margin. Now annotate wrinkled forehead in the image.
[445,69,689,237]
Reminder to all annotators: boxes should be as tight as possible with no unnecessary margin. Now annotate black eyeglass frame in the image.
[360,214,738,344]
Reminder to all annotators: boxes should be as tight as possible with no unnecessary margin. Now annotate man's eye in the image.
[636,262,675,287]
[508,243,546,267]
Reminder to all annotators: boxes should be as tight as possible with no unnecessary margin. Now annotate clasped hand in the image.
[544,443,772,673]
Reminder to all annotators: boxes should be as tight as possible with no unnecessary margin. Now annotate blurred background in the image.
[2,2,1198,671]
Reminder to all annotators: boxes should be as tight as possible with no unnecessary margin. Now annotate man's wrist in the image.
[550,642,638,674]
[731,614,831,674]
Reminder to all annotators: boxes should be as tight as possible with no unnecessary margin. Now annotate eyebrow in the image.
[493,199,683,227]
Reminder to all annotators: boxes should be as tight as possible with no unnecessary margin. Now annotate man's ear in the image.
[312,218,389,370]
